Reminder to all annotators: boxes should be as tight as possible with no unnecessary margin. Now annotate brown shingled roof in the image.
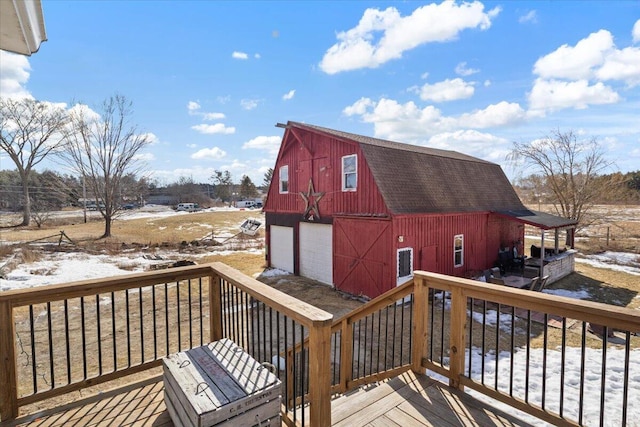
[287,121,526,214]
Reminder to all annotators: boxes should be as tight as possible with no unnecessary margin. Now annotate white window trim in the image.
[397,247,413,285]
[342,154,357,192]
[454,234,464,267]
[279,165,289,194]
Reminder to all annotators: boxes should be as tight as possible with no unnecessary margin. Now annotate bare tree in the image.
[509,129,624,236]
[63,95,150,238]
[0,97,69,225]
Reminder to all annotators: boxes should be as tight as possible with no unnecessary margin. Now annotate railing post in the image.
[339,318,352,393]
[412,278,428,374]
[308,317,333,427]
[0,300,18,420]
[209,273,223,342]
[449,286,466,390]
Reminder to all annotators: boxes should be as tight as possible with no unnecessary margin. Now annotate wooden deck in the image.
[3,371,534,427]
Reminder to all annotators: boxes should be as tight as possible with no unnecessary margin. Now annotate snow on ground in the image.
[577,251,640,276]
[430,346,640,426]
[0,248,263,292]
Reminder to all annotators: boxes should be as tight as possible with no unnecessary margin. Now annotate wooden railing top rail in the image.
[414,270,640,332]
[0,264,215,306]
[210,262,333,328]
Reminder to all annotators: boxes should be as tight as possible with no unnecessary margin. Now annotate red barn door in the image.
[334,217,393,298]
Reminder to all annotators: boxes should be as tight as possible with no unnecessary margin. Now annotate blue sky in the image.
[1,1,639,186]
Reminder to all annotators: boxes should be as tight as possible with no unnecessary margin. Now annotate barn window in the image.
[279,165,289,193]
[454,234,464,267]
[397,248,413,280]
[342,154,357,191]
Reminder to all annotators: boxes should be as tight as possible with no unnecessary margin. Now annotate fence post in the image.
[0,300,18,420]
[209,272,223,342]
[412,278,428,374]
[308,317,333,427]
[449,286,466,390]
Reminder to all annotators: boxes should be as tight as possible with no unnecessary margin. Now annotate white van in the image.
[176,203,199,212]
[236,200,256,208]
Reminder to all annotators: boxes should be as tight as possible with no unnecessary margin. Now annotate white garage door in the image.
[299,223,333,285]
[270,226,294,273]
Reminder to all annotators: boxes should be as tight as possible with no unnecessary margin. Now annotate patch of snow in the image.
[577,251,640,276]
[543,288,592,299]
[429,346,640,426]
[259,268,292,278]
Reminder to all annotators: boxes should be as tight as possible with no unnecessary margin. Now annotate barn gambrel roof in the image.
[286,121,526,215]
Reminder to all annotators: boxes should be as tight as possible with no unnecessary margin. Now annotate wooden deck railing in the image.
[3,264,639,426]
[0,262,333,427]
[412,271,640,426]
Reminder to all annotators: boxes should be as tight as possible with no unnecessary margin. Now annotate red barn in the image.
[263,122,574,299]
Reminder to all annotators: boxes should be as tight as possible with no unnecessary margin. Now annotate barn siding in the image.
[263,128,389,217]
[393,212,493,277]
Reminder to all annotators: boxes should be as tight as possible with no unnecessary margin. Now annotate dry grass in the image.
[0,209,262,247]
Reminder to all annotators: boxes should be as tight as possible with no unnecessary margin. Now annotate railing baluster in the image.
[111,292,117,371]
[623,331,630,427]
[151,286,156,361]
[188,280,193,349]
[81,297,87,380]
[46,302,54,389]
[125,290,131,367]
[64,300,70,385]
[29,305,36,393]
[139,287,144,363]
[579,321,587,425]
[560,317,566,417]
[600,327,608,427]
[176,281,181,351]
[164,283,169,356]
[96,296,102,376]
[542,313,548,410]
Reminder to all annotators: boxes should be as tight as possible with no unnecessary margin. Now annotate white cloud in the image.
[139,132,159,145]
[484,80,491,87]
[413,78,475,102]
[458,101,526,127]
[0,51,32,98]
[186,143,197,149]
[528,28,640,113]
[232,51,248,60]
[455,62,479,76]
[319,1,500,74]
[528,79,620,114]
[595,46,640,87]
[191,147,227,160]
[518,10,537,24]
[282,89,296,100]
[187,101,200,112]
[254,53,261,59]
[241,99,259,110]
[534,30,614,80]
[242,135,282,156]
[191,123,236,134]
[427,130,510,161]
[202,112,226,120]
[343,96,524,143]
[633,19,640,43]
[134,152,156,162]
[150,166,218,184]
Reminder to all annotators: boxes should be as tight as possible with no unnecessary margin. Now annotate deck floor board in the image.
[4,372,535,427]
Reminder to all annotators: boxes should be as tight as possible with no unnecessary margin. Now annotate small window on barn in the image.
[454,234,464,267]
[342,154,357,191]
[279,165,289,194]
[397,248,413,281]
